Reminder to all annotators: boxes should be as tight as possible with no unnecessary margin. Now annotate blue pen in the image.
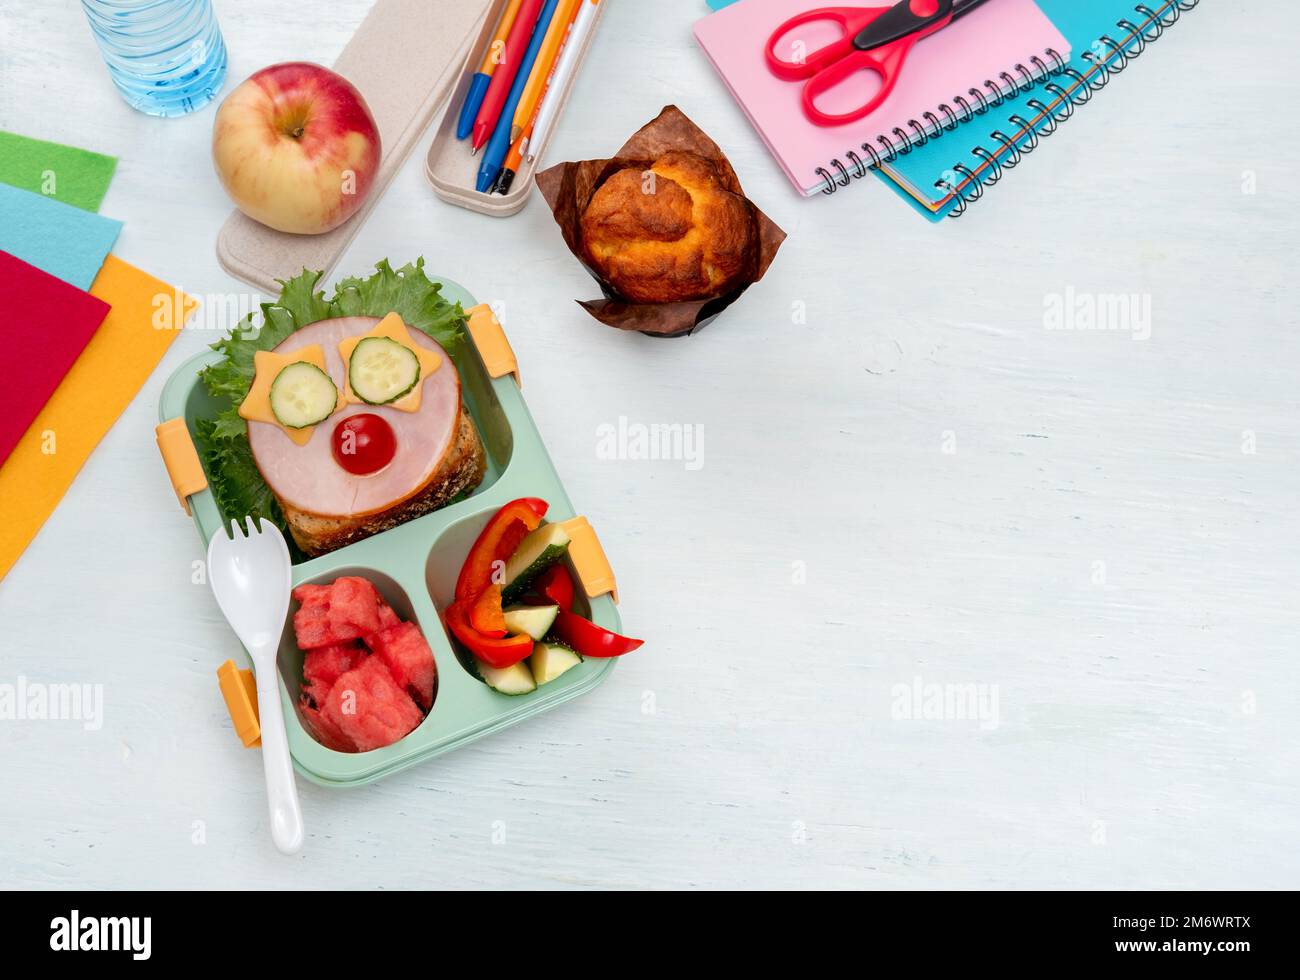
[456,75,492,141]
[477,0,559,192]
[456,0,527,140]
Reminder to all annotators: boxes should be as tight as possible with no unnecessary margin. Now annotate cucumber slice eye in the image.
[269,362,339,429]
[349,337,421,405]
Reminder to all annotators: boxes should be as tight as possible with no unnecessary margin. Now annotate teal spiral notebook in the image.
[703,0,1202,220]
[874,0,1202,220]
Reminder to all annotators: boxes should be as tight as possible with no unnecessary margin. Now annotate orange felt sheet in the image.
[0,255,197,581]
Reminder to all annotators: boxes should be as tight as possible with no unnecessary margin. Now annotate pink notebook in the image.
[694,0,1071,195]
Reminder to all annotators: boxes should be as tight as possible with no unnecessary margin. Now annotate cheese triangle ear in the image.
[337,313,441,412]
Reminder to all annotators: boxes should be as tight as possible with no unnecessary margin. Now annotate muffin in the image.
[579,151,757,304]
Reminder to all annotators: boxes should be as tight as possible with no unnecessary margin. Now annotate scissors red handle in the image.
[765,0,962,127]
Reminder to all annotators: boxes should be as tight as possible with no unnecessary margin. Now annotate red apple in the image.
[212,62,382,235]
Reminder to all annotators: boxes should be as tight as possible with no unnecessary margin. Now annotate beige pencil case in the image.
[425,0,610,217]
[216,0,493,293]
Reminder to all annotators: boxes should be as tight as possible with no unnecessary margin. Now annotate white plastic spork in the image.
[207,517,304,855]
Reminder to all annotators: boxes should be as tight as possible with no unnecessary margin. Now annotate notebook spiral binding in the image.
[815,47,1070,195]
[817,0,1201,212]
[938,0,1200,217]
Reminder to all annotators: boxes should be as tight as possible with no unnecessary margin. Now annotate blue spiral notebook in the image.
[875,0,1203,220]
[703,0,1202,220]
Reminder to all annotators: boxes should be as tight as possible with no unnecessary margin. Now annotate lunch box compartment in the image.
[158,275,623,787]
[281,566,441,749]
[423,510,595,685]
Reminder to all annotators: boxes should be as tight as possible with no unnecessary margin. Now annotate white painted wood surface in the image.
[1,0,1296,889]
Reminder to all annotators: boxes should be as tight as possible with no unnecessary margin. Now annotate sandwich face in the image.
[245,315,485,555]
[196,262,486,559]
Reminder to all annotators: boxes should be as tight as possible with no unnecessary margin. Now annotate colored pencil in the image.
[492,123,533,195]
[477,0,560,192]
[471,0,545,153]
[509,0,581,144]
[455,0,525,140]
[527,0,602,162]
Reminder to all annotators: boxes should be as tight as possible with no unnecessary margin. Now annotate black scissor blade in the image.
[852,0,955,53]
[952,0,997,22]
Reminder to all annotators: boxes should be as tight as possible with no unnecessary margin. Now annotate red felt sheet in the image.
[0,250,111,466]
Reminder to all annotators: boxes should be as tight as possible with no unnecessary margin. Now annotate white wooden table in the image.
[2,0,1296,889]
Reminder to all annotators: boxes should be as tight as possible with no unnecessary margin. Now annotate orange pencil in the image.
[456,0,525,140]
[478,0,525,74]
[492,122,534,195]
[509,0,580,144]
[495,40,558,196]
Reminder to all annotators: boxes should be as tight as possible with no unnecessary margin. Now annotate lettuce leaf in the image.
[195,416,285,527]
[195,259,467,535]
[332,258,468,342]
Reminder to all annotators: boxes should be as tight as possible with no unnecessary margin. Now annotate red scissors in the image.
[766,0,995,126]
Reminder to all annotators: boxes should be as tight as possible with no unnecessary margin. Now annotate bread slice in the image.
[281,402,486,556]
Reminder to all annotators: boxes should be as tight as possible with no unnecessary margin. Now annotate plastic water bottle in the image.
[81,0,228,117]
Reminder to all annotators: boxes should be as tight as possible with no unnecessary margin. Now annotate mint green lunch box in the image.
[156,275,623,787]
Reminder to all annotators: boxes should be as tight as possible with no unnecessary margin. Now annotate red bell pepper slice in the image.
[531,565,576,611]
[468,584,507,637]
[550,608,643,658]
[445,597,533,669]
[454,497,548,599]
[522,566,641,657]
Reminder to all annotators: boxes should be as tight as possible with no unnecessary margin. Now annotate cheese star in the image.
[337,312,441,412]
[238,345,341,446]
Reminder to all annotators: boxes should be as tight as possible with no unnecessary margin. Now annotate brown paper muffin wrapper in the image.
[536,105,787,337]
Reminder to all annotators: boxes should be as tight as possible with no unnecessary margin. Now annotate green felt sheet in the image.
[0,131,118,212]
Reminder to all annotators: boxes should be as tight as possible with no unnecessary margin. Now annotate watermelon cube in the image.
[365,622,436,709]
[301,643,364,707]
[325,576,382,642]
[291,577,384,648]
[302,676,330,710]
[376,599,401,630]
[291,582,332,607]
[304,643,364,688]
[322,656,424,752]
[292,601,334,649]
[300,699,356,753]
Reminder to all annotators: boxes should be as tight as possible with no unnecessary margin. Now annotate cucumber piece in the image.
[528,641,583,686]
[348,336,420,405]
[472,657,536,696]
[502,605,558,641]
[501,523,571,603]
[269,362,338,429]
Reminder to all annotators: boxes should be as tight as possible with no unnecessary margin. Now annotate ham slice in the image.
[248,316,460,518]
